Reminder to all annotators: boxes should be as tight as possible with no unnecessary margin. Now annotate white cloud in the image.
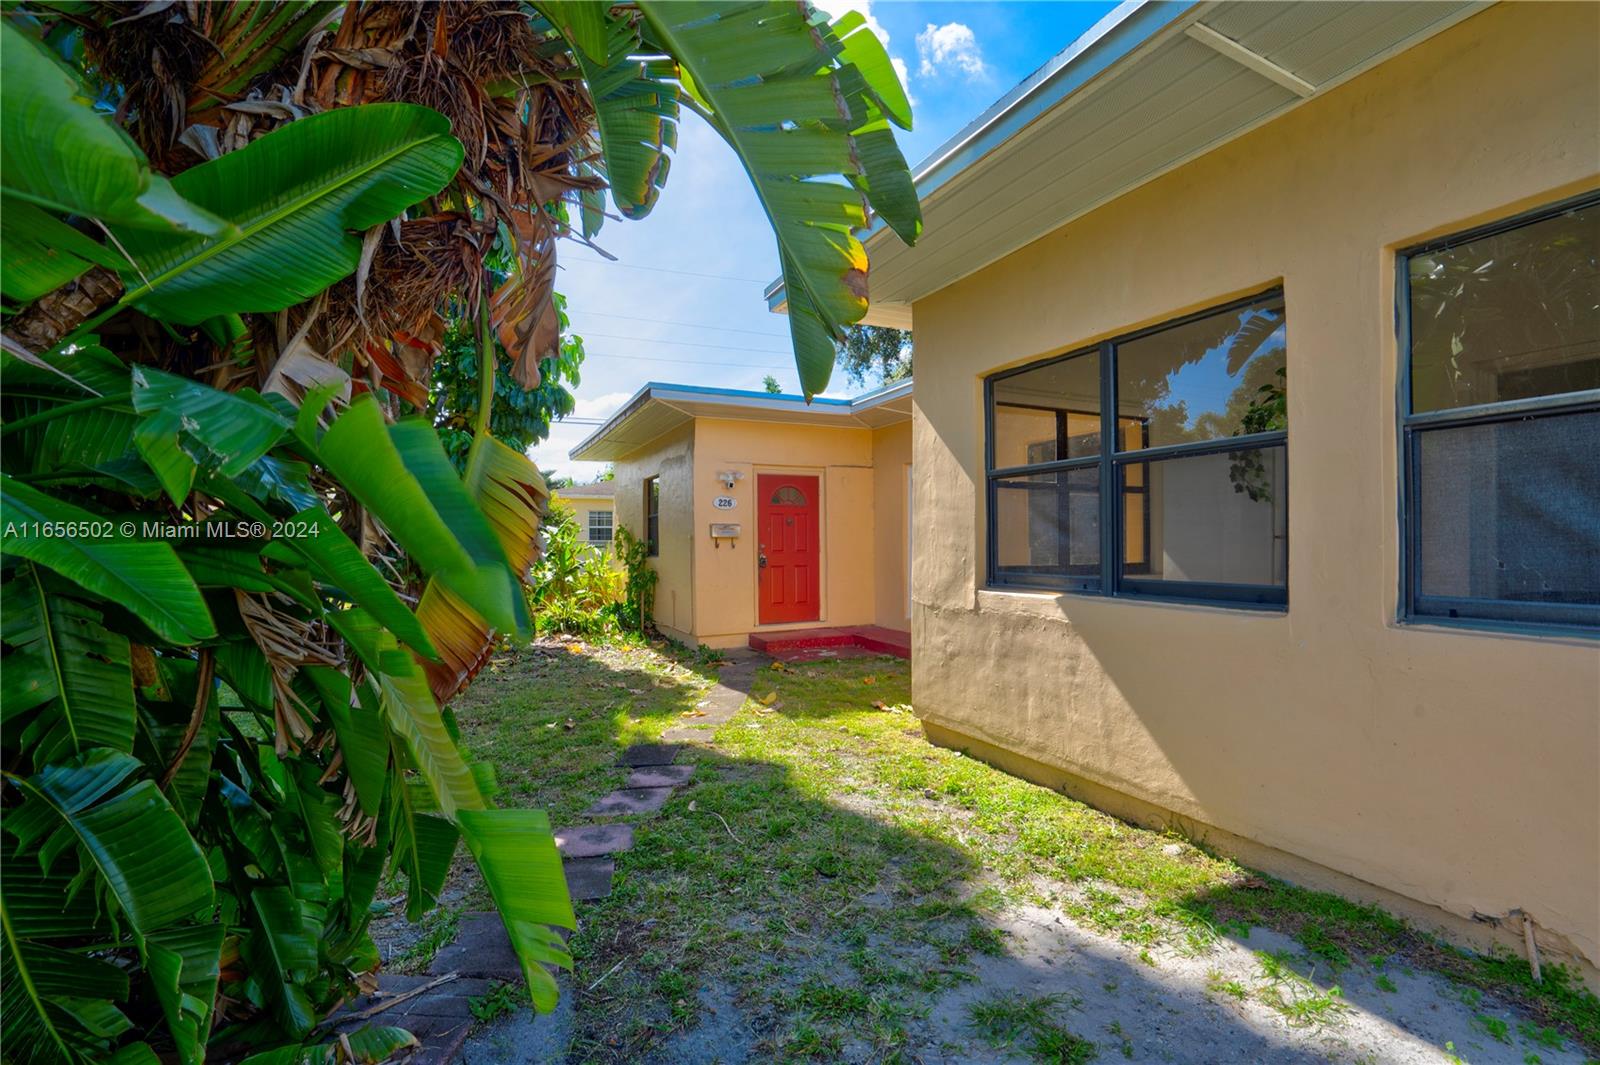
[916,22,989,81]
[573,390,634,421]
[891,57,914,105]
[819,0,915,105]
[527,390,632,483]
[853,0,889,45]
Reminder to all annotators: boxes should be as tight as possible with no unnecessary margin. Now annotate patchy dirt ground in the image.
[413,640,1596,1064]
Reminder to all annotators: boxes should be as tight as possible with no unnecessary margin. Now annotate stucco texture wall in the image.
[691,418,880,647]
[611,423,695,641]
[909,2,1600,973]
[872,422,913,630]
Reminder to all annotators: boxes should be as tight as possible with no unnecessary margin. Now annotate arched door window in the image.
[770,485,806,506]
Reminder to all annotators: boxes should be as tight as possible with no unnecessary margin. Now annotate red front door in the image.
[757,473,820,624]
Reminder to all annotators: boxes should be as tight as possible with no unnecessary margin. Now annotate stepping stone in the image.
[555,823,634,858]
[332,973,493,1064]
[428,912,522,981]
[564,857,614,901]
[626,764,694,788]
[584,787,674,817]
[661,723,716,743]
[617,742,682,767]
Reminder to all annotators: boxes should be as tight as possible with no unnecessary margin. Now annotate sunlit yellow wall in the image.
[690,418,878,648]
[910,2,1600,978]
[610,423,695,643]
[871,422,912,630]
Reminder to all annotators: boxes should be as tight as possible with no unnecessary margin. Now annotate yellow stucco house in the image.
[550,481,616,555]
[772,2,1599,985]
[570,381,913,655]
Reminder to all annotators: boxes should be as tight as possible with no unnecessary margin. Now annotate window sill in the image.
[1396,614,1599,644]
[977,586,1287,622]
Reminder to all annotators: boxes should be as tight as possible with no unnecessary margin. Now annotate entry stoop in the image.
[748,625,910,660]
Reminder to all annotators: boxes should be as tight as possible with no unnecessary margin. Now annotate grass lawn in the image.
[408,638,1598,1064]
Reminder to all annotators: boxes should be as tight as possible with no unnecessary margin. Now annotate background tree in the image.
[838,324,913,386]
[762,374,783,393]
[430,293,587,469]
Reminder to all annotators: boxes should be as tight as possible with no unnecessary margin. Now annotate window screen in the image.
[1400,194,1599,631]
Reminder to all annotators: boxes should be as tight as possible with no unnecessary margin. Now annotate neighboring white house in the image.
[552,481,615,552]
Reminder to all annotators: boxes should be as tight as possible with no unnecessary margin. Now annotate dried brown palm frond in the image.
[493,208,560,389]
[235,589,342,754]
[82,1,225,164]
[73,0,597,409]
[5,268,125,352]
[319,214,485,366]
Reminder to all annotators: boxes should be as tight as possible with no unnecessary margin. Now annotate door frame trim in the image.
[753,466,825,627]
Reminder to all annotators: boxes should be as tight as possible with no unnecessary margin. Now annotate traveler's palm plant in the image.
[0,1,918,1061]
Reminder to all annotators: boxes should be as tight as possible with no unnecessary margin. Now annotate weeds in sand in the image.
[1207,970,1250,1001]
[1518,1021,1564,1049]
[1475,1012,1512,1043]
[968,994,1094,1064]
[1254,950,1347,1028]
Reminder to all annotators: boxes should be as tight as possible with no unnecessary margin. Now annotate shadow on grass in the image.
[445,643,1418,1065]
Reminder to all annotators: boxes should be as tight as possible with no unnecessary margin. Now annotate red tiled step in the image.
[748,625,910,660]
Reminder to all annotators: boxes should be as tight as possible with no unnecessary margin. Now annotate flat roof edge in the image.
[568,380,914,461]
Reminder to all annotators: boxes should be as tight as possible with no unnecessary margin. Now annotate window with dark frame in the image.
[986,289,1289,607]
[587,508,613,544]
[644,477,660,557]
[1399,193,1599,632]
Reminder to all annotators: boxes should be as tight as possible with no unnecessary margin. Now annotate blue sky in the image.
[538,1,1119,481]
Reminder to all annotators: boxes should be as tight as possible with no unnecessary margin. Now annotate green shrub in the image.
[530,503,626,637]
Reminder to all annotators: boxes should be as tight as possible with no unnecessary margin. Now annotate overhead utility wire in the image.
[567,308,788,339]
[577,331,789,354]
[580,349,785,370]
[561,257,769,284]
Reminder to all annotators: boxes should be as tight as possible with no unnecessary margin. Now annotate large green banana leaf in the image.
[0,200,125,304]
[457,809,576,1012]
[0,475,216,645]
[538,3,680,223]
[111,104,465,324]
[0,20,224,236]
[389,774,461,923]
[637,0,921,398]
[318,397,527,638]
[129,366,291,505]
[377,651,485,820]
[1,900,132,1064]
[1,568,135,765]
[415,434,548,704]
[142,924,223,1065]
[5,750,214,933]
[533,0,610,63]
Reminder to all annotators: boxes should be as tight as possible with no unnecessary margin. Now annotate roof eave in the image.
[765,0,1198,323]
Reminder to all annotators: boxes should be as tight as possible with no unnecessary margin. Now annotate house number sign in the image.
[712,496,737,510]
